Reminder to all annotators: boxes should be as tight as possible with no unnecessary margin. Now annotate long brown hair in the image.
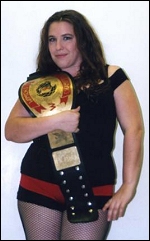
[36,10,108,90]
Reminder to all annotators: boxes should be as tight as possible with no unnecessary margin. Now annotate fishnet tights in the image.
[18,201,111,240]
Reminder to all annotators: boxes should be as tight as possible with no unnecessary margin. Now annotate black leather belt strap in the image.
[18,71,98,223]
[57,159,98,223]
[50,132,98,223]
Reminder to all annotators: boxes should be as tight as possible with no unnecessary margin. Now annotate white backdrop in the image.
[1,1,149,240]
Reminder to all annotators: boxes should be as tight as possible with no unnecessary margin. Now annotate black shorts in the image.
[17,174,114,211]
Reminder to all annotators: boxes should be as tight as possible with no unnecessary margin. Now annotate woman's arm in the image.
[103,69,144,221]
[5,99,80,143]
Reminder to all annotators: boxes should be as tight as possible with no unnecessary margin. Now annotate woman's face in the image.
[48,21,82,76]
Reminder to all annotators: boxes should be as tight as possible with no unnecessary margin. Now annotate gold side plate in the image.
[48,130,74,149]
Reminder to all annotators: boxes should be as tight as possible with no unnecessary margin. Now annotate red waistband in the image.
[20,174,114,203]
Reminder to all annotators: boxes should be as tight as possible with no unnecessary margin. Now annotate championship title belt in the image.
[19,71,98,223]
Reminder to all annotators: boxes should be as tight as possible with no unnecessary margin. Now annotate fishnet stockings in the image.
[18,201,111,240]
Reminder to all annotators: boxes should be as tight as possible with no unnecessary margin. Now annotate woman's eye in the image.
[48,37,56,42]
[63,36,73,41]
[48,35,73,43]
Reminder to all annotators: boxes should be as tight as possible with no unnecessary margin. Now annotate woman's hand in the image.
[5,98,80,143]
[102,184,136,221]
[56,106,80,133]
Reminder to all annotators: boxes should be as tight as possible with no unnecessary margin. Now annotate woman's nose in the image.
[56,40,63,50]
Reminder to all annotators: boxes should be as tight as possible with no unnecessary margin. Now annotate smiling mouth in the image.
[56,54,67,58]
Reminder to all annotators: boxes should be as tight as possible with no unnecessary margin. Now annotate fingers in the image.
[71,106,80,133]
[72,106,80,112]
[107,205,125,221]
[102,198,126,221]
[74,127,80,133]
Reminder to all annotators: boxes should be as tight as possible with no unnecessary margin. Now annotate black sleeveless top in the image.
[20,68,128,187]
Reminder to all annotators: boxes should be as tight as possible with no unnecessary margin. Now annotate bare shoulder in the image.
[108,65,120,78]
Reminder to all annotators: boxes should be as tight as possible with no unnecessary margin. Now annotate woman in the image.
[5,9,144,240]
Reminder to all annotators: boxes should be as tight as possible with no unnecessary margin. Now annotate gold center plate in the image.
[20,72,74,117]
[52,146,81,171]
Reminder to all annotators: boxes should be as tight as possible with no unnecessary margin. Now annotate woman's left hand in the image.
[102,184,136,221]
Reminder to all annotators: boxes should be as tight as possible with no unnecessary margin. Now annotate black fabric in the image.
[74,85,116,186]
[18,67,128,188]
[17,186,112,210]
[20,137,57,183]
[109,68,129,90]
[27,71,49,81]
[17,186,65,211]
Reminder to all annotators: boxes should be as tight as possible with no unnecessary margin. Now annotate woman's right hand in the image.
[55,106,80,133]
[5,98,80,143]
